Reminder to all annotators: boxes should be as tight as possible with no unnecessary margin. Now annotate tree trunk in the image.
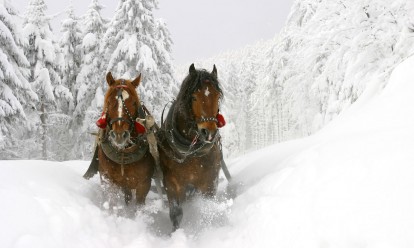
[40,101,47,160]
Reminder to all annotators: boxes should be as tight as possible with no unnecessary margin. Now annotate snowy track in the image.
[2,56,414,247]
[0,160,236,248]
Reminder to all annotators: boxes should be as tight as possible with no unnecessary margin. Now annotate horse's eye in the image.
[192,96,197,102]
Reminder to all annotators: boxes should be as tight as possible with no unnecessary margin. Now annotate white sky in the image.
[11,0,294,64]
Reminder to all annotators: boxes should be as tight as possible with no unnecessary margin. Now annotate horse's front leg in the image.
[135,176,152,205]
[123,187,132,205]
[165,176,185,232]
[169,198,183,232]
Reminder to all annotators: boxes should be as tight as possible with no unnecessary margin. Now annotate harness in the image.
[158,101,219,163]
[197,116,218,124]
[99,81,148,165]
[100,136,148,165]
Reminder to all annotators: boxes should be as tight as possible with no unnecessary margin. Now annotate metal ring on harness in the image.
[197,116,218,123]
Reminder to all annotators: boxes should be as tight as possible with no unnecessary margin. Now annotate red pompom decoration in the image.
[135,121,146,134]
[96,112,107,129]
[216,113,226,128]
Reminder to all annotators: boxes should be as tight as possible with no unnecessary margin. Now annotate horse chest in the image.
[98,148,154,186]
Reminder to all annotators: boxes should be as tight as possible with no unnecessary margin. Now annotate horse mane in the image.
[175,69,223,112]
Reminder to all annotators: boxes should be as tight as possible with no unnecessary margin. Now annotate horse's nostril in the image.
[109,130,115,139]
[122,131,130,140]
[200,128,209,137]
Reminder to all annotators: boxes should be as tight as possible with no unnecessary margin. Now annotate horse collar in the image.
[100,138,148,165]
[162,103,216,160]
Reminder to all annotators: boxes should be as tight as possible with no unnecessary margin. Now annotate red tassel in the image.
[135,121,146,134]
[96,112,107,129]
[216,113,226,128]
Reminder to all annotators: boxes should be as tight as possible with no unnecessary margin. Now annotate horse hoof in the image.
[172,222,180,232]
[170,203,183,231]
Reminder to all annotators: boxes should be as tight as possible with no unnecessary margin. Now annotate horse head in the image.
[98,72,145,150]
[187,64,225,142]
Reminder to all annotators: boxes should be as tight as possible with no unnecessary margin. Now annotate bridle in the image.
[97,80,146,136]
[192,79,220,125]
[108,84,135,132]
[196,116,218,124]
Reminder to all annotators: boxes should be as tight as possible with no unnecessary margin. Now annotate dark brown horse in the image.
[85,72,155,207]
[158,64,226,231]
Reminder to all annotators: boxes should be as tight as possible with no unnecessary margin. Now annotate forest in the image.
[2,0,414,246]
[1,0,414,160]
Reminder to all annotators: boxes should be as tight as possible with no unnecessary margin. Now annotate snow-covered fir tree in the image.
[103,0,176,119]
[22,0,72,160]
[265,0,414,136]
[0,0,38,158]
[186,0,414,158]
[59,4,82,112]
[72,0,107,159]
[4,0,414,161]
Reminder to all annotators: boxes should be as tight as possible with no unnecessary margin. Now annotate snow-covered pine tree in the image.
[153,18,178,99]
[217,61,241,156]
[103,0,175,120]
[72,0,107,159]
[265,0,414,137]
[22,0,72,160]
[59,4,82,113]
[264,34,306,141]
[0,0,38,159]
[239,58,257,151]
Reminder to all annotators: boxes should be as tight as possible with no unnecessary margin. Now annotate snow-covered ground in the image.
[2,56,414,247]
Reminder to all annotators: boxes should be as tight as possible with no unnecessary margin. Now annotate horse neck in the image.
[172,103,197,141]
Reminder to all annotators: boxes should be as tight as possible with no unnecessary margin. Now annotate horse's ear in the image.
[212,64,217,77]
[106,72,116,86]
[132,73,141,88]
[189,63,196,75]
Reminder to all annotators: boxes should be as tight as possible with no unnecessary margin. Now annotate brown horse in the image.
[158,64,226,231]
[88,72,155,207]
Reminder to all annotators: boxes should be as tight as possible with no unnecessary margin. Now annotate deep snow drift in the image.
[2,56,414,247]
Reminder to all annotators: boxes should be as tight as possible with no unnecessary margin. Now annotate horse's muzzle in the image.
[199,128,217,143]
[108,130,131,149]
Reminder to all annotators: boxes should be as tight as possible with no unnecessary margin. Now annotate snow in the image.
[2,55,414,247]
[34,68,55,102]
[37,39,56,63]
[54,84,73,102]
[137,44,157,72]
[82,33,97,50]
[0,83,24,117]
[95,86,104,109]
